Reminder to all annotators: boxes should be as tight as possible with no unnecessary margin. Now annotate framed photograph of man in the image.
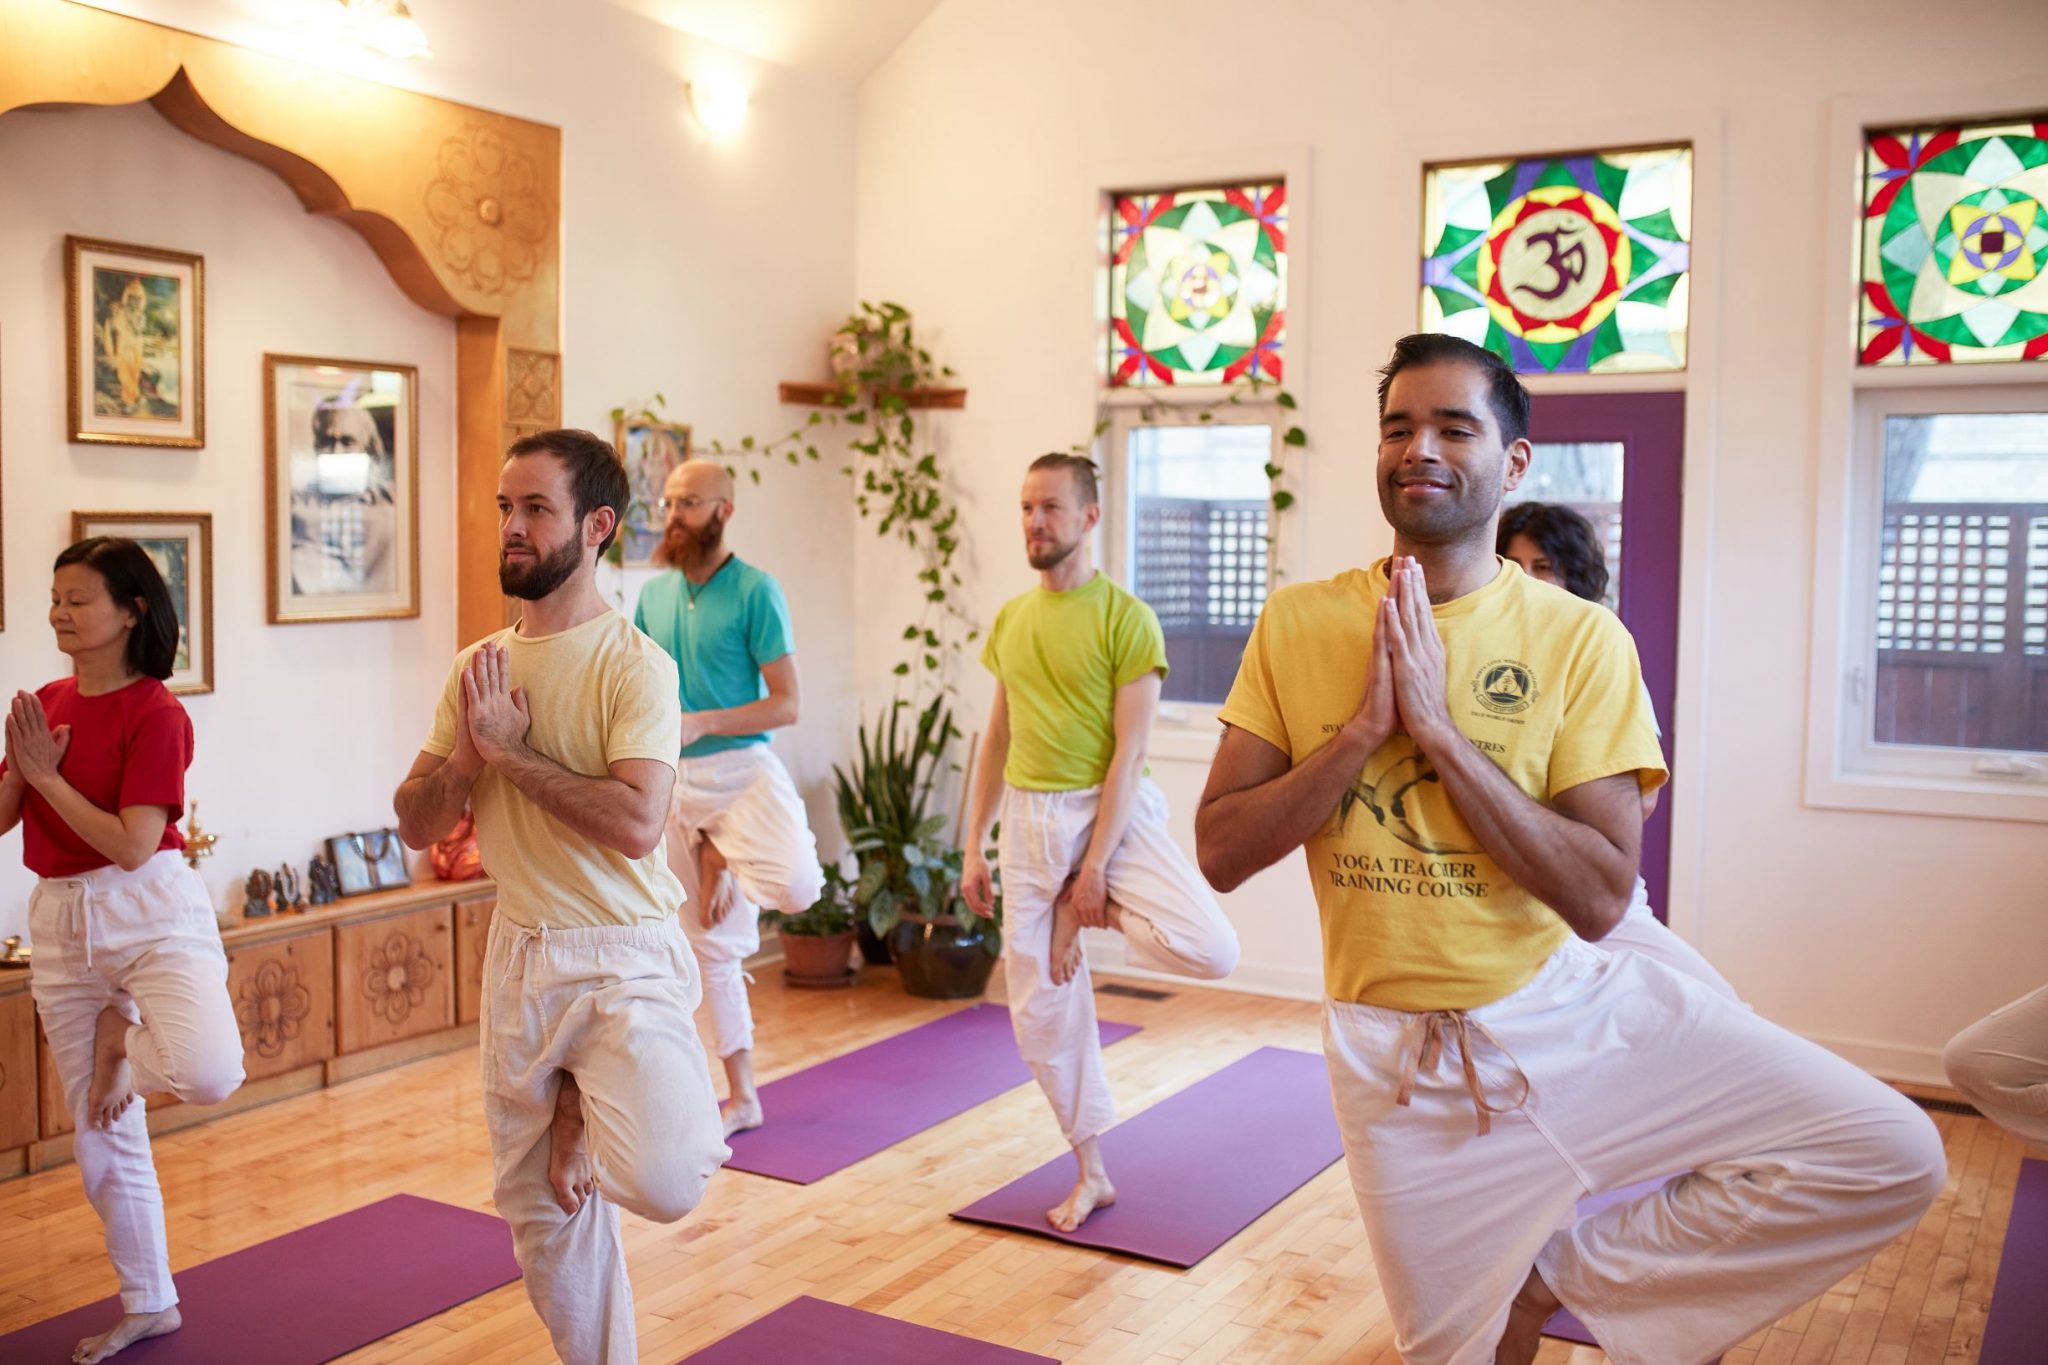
[613,416,693,565]
[66,236,205,448]
[70,511,214,695]
[265,355,420,624]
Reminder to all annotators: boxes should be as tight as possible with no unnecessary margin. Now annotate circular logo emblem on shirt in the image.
[1473,659,1538,715]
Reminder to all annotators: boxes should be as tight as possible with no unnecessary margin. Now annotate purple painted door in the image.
[1524,392,1684,921]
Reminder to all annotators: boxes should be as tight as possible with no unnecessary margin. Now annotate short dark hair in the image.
[1497,502,1610,603]
[1376,333,1532,445]
[1027,452,1100,506]
[53,537,180,680]
[505,428,630,556]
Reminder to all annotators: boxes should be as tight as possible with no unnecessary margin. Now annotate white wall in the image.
[855,0,2048,1076]
[1,0,865,932]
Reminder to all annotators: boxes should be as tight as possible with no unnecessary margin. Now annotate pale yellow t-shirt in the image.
[1219,558,1667,1011]
[421,610,685,929]
[980,573,1167,791]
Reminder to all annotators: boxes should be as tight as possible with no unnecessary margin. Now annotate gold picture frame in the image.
[613,415,693,567]
[66,236,205,448]
[70,511,215,696]
[264,354,421,624]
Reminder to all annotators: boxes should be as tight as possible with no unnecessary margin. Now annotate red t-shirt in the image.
[2,677,191,878]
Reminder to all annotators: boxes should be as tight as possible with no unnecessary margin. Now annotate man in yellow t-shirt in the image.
[962,453,1239,1234]
[1198,336,1943,1365]
[394,429,728,1365]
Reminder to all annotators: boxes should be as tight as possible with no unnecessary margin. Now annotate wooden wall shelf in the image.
[778,381,967,410]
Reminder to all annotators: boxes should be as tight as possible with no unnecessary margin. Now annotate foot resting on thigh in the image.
[1493,1265,1562,1365]
[548,1074,598,1216]
[1048,1136,1117,1232]
[720,1049,763,1138]
[1049,875,1123,987]
[72,1306,181,1363]
[697,838,739,929]
[88,1003,137,1130]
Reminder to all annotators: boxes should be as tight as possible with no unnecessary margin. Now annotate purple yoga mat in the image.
[1981,1157,2048,1365]
[950,1046,1343,1267]
[724,1004,1139,1184]
[0,1194,519,1364]
[677,1295,1056,1364]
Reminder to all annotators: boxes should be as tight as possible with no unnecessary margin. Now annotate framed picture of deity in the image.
[264,354,420,624]
[612,416,693,566]
[66,236,206,448]
[70,511,214,696]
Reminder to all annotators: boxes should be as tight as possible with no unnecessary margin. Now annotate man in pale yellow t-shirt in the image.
[961,453,1239,1234]
[1197,335,1943,1365]
[394,429,727,1365]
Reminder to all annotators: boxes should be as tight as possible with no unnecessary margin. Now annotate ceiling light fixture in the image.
[687,73,749,140]
[337,0,431,61]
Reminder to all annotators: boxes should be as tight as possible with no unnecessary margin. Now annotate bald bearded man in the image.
[633,459,824,1137]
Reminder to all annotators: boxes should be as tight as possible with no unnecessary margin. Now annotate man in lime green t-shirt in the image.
[961,453,1239,1234]
[1196,336,1942,1365]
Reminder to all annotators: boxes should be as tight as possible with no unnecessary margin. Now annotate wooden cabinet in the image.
[0,992,36,1152]
[335,905,455,1053]
[454,896,495,1026]
[226,929,335,1083]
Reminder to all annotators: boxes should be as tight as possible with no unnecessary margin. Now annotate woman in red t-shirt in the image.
[1,537,243,1363]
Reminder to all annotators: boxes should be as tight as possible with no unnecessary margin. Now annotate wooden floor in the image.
[0,968,2028,1364]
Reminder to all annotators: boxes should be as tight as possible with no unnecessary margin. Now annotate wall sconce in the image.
[337,0,431,60]
[687,73,749,140]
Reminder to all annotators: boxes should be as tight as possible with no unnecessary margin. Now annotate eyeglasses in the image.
[657,496,725,514]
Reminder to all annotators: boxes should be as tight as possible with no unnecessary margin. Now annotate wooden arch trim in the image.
[1,0,562,645]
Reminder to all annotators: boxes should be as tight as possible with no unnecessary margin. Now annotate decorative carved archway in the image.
[0,0,562,646]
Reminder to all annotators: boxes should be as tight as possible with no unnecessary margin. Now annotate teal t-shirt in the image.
[633,555,795,758]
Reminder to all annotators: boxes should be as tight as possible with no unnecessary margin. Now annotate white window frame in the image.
[1099,400,1293,752]
[1803,86,2048,824]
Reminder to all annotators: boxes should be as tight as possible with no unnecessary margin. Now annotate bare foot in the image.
[548,1076,597,1216]
[1493,1265,1562,1365]
[721,1094,764,1138]
[1048,877,1085,986]
[72,1305,181,1362]
[1048,1171,1116,1232]
[697,839,738,929]
[88,1004,136,1130]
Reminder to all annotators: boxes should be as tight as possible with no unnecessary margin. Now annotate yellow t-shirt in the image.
[981,573,1168,791]
[1219,559,1667,1011]
[421,610,685,929]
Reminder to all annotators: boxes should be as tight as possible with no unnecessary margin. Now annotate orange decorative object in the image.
[431,811,487,882]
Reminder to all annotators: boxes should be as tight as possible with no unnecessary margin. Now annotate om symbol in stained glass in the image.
[1860,118,2048,365]
[1423,147,1691,374]
[1109,183,1285,387]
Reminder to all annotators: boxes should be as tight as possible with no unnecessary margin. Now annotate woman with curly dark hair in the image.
[1497,504,1738,1001]
[1,537,243,1363]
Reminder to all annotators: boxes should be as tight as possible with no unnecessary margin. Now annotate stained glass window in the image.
[1421,147,1692,375]
[1108,183,1285,387]
[1859,117,2048,366]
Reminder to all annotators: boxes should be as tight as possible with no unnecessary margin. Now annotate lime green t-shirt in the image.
[980,573,1168,791]
[1219,558,1667,1012]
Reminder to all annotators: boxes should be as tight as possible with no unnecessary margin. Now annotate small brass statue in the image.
[0,935,29,969]
[275,862,306,913]
[243,868,275,918]
[182,801,221,870]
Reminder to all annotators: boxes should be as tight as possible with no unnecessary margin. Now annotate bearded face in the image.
[656,503,727,570]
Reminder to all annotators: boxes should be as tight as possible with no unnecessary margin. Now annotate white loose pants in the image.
[27,851,244,1314]
[1942,982,2048,1145]
[480,914,730,1365]
[997,779,1239,1145]
[662,746,825,1057]
[1593,877,1739,1002]
[1325,938,1945,1365]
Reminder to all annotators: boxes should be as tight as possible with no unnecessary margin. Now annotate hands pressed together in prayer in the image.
[5,692,74,791]
[1344,557,1458,757]
[454,644,532,776]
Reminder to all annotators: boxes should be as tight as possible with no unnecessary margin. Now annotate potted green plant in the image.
[758,863,860,989]
[837,696,1004,999]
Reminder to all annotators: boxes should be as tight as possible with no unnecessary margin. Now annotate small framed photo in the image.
[265,355,420,624]
[613,416,692,566]
[66,236,205,448]
[326,830,411,897]
[71,511,214,696]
